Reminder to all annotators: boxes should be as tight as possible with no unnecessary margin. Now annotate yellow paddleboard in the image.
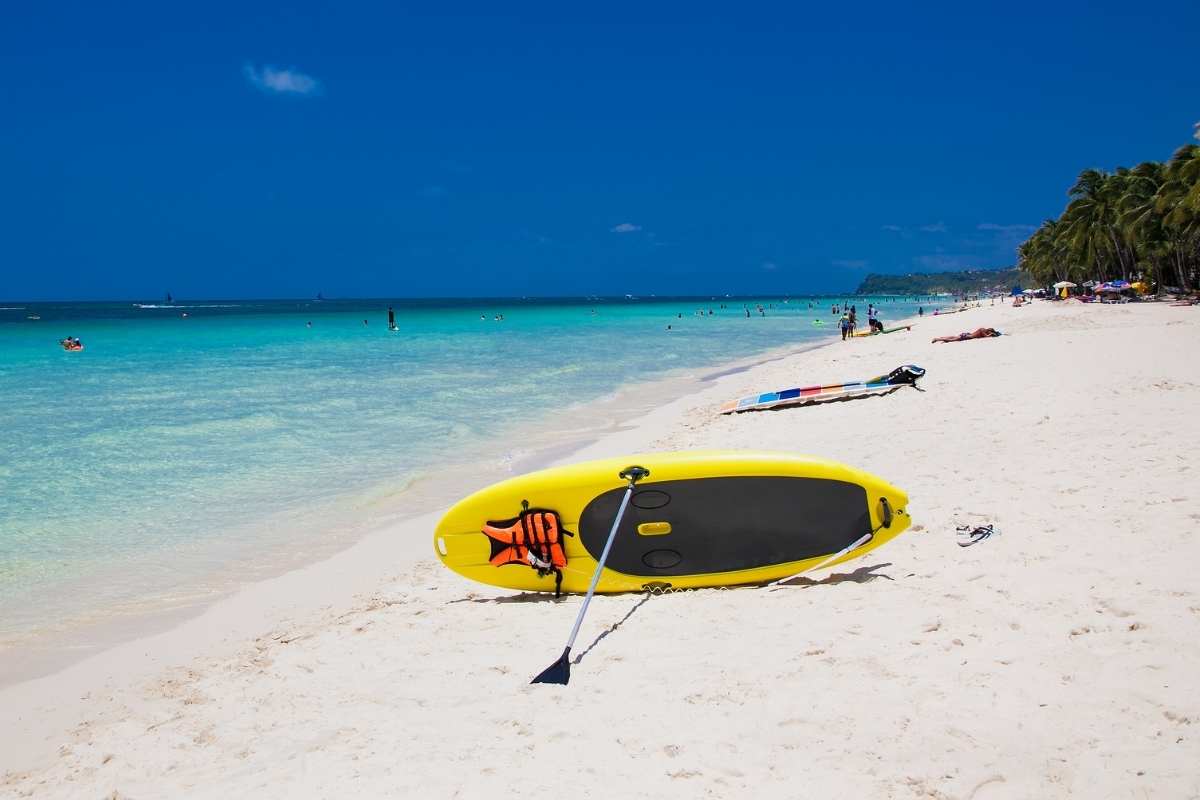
[434,451,910,594]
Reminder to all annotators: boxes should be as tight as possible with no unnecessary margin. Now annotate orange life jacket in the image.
[482,502,573,596]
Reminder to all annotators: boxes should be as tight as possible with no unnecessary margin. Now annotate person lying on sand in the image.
[932,327,1001,344]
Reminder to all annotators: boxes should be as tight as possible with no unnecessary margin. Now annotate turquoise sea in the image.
[0,296,924,651]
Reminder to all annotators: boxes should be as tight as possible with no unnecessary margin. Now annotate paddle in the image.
[531,465,649,685]
[767,497,892,589]
[766,532,874,590]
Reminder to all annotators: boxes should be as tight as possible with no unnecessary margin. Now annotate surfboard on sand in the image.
[852,325,913,337]
[719,364,925,414]
[434,451,911,594]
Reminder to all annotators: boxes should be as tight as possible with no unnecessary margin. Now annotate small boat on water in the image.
[60,337,84,352]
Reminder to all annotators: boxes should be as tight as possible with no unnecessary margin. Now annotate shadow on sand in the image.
[774,562,894,588]
[447,591,566,605]
[573,594,652,665]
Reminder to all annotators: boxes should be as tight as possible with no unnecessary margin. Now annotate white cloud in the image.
[610,223,642,233]
[919,222,948,233]
[881,224,903,232]
[245,64,320,96]
[977,223,1036,234]
[1194,121,1199,141]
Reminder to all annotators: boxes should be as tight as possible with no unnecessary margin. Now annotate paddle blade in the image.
[531,647,572,685]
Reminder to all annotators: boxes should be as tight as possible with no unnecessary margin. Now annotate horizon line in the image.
[0,291,960,305]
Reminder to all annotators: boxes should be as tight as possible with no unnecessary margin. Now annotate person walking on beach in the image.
[839,312,851,341]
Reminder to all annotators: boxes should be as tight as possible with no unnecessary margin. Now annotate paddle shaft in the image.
[767,532,873,588]
[563,481,636,651]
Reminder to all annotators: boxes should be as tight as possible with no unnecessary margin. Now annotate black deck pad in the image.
[578,477,872,577]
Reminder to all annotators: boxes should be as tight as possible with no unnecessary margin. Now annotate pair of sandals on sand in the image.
[957,524,998,547]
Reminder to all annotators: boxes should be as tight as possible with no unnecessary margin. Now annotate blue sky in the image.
[2,1,1198,300]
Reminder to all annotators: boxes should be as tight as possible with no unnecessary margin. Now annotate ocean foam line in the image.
[133,303,244,309]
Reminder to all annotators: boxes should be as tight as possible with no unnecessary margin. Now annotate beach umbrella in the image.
[1010,286,1023,296]
[1095,284,1124,293]
[1052,281,1077,289]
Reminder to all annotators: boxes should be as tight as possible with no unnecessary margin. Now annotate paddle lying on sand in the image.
[531,465,649,685]
[765,532,875,590]
[766,497,893,589]
[719,365,926,414]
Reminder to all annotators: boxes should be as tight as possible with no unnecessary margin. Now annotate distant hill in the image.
[855,268,1023,295]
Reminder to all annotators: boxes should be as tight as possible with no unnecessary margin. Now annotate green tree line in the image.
[856,268,1020,296]
[1018,132,1200,292]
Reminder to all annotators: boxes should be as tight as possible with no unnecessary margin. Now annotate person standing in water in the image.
[388,306,397,331]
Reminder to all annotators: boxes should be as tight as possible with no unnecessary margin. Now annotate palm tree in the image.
[1018,219,1072,286]
[1062,168,1136,280]
[1018,135,1200,293]
[1159,144,1200,290]
[1118,161,1167,291]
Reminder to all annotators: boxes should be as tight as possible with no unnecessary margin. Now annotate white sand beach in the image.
[3,300,1199,798]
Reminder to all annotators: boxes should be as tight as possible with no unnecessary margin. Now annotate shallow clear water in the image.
[0,296,921,640]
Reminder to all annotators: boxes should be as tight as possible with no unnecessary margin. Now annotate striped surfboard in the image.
[719,365,926,414]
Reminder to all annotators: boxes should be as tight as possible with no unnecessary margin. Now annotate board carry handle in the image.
[879,497,893,529]
[531,465,649,685]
